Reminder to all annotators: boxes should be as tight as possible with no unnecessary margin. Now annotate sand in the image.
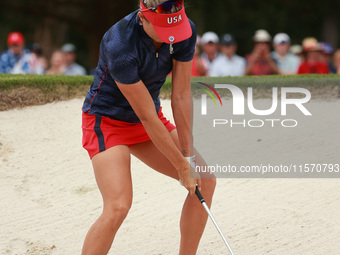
[0,98,340,255]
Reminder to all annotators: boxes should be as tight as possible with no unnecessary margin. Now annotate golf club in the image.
[195,186,235,255]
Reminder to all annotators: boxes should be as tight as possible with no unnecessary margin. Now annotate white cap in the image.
[253,29,271,43]
[273,33,290,45]
[201,31,219,44]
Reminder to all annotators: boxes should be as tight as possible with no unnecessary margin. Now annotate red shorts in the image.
[82,107,176,159]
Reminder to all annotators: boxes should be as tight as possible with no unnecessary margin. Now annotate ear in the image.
[138,11,145,22]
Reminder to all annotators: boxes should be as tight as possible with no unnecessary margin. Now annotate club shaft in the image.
[195,187,235,255]
[201,201,235,255]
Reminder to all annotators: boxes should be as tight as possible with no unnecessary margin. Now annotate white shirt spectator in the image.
[61,43,87,75]
[271,51,300,74]
[64,63,87,76]
[210,54,246,77]
[201,52,220,76]
[272,33,300,74]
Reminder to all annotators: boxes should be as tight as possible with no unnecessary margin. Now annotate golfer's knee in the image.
[103,200,132,227]
[202,178,216,195]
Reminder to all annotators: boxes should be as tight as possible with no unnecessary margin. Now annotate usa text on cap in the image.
[140,0,192,44]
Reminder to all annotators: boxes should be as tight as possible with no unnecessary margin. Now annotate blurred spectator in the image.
[210,34,246,76]
[290,44,304,62]
[332,49,340,74]
[297,37,329,74]
[319,42,336,73]
[271,33,300,74]
[200,31,220,75]
[46,50,66,75]
[191,36,208,76]
[0,32,41,74]
[61,43,87,75]
[28,43,48,74]
[245,29,279,76]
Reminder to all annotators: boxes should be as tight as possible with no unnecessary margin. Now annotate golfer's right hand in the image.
[179,163,201,196]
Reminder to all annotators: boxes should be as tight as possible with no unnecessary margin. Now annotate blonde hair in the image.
[141,0,182,13]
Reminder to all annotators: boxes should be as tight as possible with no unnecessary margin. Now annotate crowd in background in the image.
[192,29,340,77]
[0,32,86,76]
[1,30,340,76]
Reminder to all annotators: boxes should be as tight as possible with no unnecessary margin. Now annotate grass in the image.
[0,74,339,111]
[0,74,93,110]
[190,74,340,88]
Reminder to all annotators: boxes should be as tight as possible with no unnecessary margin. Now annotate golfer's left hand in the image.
[179,156,202,196]
[179,165,201,196]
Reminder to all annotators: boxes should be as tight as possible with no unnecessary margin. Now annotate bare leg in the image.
[130,130,216,255]
[81,145,132,255]
[178,151,215,255]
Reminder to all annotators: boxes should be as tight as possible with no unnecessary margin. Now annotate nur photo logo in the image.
[193,83,312,128]
[196,82,223,115]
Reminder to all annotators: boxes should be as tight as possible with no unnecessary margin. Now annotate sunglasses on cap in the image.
[142,0,182,13]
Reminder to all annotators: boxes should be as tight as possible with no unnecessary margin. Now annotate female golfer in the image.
[81,0,215,254]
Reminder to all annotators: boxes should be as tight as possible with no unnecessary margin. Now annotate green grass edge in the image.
[0,74,339,110]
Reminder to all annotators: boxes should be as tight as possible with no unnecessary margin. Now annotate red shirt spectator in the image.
[246,53,276,75]
[191,37,208,76]
[297,61,329,74]
[191,53,208,76]
[245,30,279,76]
[298,37,330,74]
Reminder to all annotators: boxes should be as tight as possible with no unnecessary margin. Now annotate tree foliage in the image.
[0,0,339,70]
[0,0,137,69]
[191,0,340,55]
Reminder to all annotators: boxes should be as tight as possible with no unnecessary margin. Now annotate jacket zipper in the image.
[156,52,159,69]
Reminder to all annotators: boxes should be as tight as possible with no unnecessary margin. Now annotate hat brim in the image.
[153,16,192,44]
[303,47,323,53]
[274,41,290,45]
[141,5,192,44]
